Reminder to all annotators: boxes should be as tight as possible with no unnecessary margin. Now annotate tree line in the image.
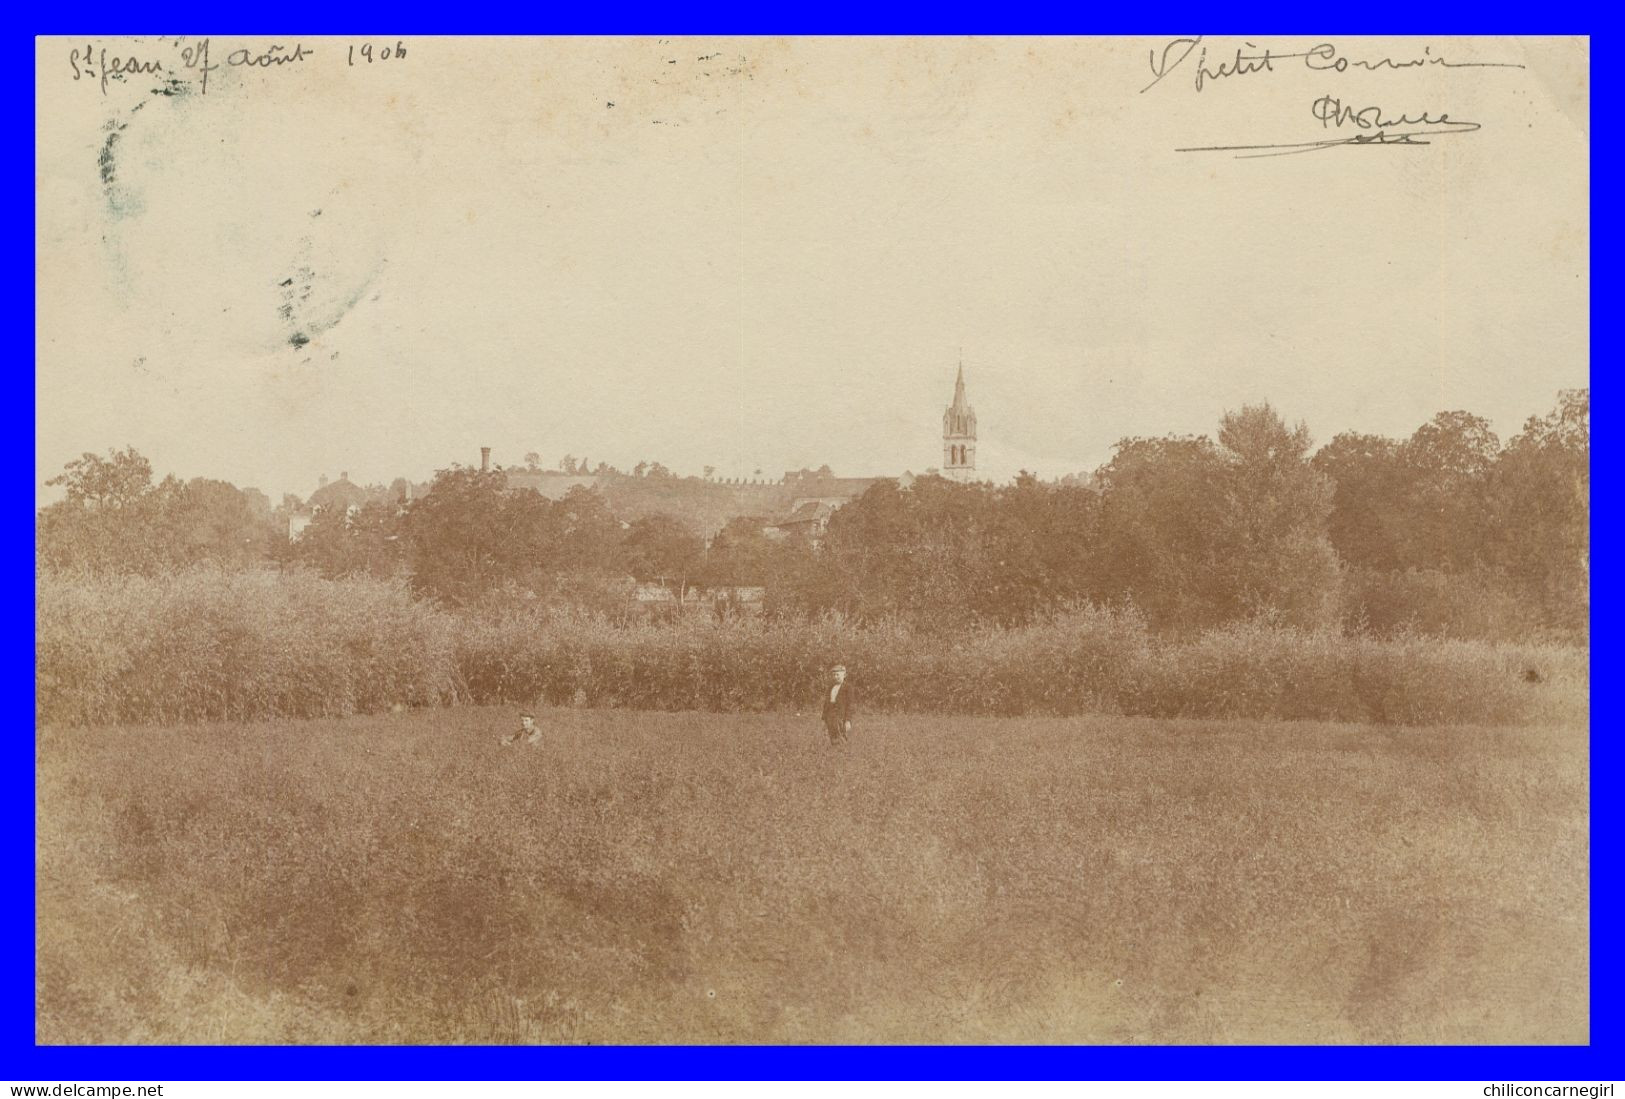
[791,392,1587,639]
[36,391,1588,641]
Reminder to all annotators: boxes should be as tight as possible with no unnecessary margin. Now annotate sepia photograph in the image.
[35,35,1588,1046]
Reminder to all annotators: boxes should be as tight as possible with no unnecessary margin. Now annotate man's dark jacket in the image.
[822,682,855,728]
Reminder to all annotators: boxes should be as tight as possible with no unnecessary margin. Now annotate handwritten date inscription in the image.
[349,41,406,66]
[68,38,408,96]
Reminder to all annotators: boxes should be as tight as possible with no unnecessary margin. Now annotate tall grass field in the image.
[37,706,1586,1044]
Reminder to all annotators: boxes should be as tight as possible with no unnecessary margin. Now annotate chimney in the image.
[480,447,491,472]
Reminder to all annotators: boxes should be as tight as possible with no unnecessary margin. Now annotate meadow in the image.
[37,706,1588,1045]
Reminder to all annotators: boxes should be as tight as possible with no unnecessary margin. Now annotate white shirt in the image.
[829,683,842,703]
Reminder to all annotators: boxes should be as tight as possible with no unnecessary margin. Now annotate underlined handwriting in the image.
[1143,36,1521,160]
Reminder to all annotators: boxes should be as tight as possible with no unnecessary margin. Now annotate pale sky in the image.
[36,36,1588,504]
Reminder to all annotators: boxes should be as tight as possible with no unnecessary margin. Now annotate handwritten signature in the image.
[68,39,313,96]
[1178,95,1482,158]
[1143,36,1524,95]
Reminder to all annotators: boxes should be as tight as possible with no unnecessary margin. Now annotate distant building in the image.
[504,469,602,500]
[942,362,977,482]
[767,500,836,541]
[311,362,983,545]
[485,454,884,545]
[307,472,370,514]
[286,472,427,541]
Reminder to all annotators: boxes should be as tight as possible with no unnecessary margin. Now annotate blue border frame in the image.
[18,19,1607,1081]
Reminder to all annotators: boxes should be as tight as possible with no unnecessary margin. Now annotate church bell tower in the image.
[942,361,977,482]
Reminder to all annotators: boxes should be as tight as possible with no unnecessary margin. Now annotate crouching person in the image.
[501,710,543,747]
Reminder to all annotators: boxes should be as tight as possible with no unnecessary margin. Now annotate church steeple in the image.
[942,360,977,482]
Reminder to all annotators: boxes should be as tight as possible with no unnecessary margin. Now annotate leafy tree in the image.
[807,476,1001,627]
[552,485,625,573]
[622,514,703,587]
[1487,389,1589,631]
[403,467,549,604]
[240,487,272,518]
[36,499,155,574]
[294,499,404,579]
[1211,403,1340,627]
[46,446,153,509]
[997,470,1098,616]
[1091,435,1228,628]
[1407,409,1501,481]
[1399,411,1500,571]
[37,451,284,575]
[166,478,272,566]
[701,516,775,586]
[1312,432,1409,571]
[1317,397,1586,637]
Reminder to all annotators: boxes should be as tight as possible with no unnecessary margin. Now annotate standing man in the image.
[822,664,855,746]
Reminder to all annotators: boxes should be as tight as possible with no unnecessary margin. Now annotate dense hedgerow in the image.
[36,568,458,726]
[37,570,1587,728]
[453,605,1585,727]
